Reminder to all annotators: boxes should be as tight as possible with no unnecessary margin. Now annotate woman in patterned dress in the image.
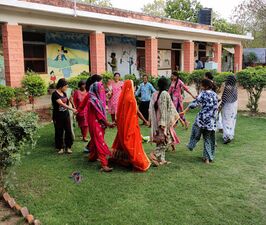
[168,71,196,128]
[149,77,183,166]
[108,72,124,122]
[73,80,88,142]
[219,75,238,144]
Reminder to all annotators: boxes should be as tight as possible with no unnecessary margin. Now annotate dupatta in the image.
[112,80,150,171]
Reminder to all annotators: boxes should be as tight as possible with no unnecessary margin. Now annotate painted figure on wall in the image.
[47,32,89,79]
[106,36,138,76]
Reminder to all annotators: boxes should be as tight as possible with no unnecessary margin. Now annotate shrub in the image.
[148,76,160,90]
[124,74,141,87]
[237,66,266,113]
[101,71,114,85]
[213,72,234,93]
[177,71,190,84]
[0,85,15,109]
[22,71,47,98]
[67,72,90,90]
[0,109,39,183]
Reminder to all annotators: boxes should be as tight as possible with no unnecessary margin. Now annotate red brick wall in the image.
[183,41,194,73]
[213,43,222,72]
[21,0,213,31]
[234,44,243,72]
[90,32,105,75]
[145,38,158,76]
[2,24,24,87]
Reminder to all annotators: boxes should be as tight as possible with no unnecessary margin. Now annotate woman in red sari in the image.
[73,80,88,142]
[111,80,151,172]
[86,81,114,172]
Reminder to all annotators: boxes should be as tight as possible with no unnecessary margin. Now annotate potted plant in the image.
[22,70,47,109]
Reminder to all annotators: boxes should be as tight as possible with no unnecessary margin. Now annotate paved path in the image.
[0,201,27,225]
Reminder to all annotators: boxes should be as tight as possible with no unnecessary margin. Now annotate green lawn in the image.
[7,113,266,225]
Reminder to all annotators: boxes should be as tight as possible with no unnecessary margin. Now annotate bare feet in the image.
[101,166,113,172]
[203,159,210,164]
[160,161,171,165]
[57,149,64,154]
[149,152,160,167]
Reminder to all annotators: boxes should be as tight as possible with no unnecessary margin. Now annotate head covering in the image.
[88,82,106,120]
[221,75,238,107]
[112,80,150,171]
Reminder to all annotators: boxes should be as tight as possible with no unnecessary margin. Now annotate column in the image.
[90,32,106,75]
[234,44,243,72]
[183,41,194,73]
[2,24,24,87]
[213,43,222,72]
[145,38,158,76]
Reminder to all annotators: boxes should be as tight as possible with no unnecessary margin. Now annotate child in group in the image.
[149,77,184,166]
[181,79,218,164]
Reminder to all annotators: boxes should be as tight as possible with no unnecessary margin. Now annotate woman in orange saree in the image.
[111,80,151,172]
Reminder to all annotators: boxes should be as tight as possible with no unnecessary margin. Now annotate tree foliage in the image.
[212,13,243,34]
[80,0,112,7]
[142,0,166,17]
[165,0,203,23]
[232,0,266,47]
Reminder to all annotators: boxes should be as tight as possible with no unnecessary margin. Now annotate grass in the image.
[7,113,266,225]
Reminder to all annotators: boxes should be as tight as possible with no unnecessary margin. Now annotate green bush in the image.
[67,72,90,90]
[0,85,15,109]
[124,74,141,87]
[177,71,190,84]
[213,72,234,93]
[189,69,217,94]
[148,76,160,90]
[0,109,39,182]
[237,66,266,113]
[101,71,114,85]
[22,71,47,97]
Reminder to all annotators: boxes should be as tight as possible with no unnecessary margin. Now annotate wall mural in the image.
[0,31,5,85]
[106,36,138,77]
[46,32,89,81]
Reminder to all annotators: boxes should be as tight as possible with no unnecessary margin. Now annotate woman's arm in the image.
[56,99,77,113]
[77,94,89,113]
[137,108,149,126]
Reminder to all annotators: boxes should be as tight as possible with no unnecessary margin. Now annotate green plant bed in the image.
[6,113,266,225]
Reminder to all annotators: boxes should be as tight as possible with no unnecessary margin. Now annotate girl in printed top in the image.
[182,79,218,164]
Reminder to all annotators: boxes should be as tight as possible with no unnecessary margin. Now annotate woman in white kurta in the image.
[219,75,238,144]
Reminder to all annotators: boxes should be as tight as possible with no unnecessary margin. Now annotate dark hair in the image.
[114,72,120,77]
[201,79,213,90]
[205,72,214,80]
[143,75,148,78]
[154,77,169,111]
[172,71,180,89]
[78,80,86,88]
[85,74,102,91]
[111,52,116,57]
[195,60,199,63]
[56,78,68,89]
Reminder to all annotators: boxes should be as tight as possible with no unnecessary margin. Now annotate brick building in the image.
[0,0,253,87]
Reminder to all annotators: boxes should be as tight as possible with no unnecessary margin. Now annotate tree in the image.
[212,12,243,34]
[80,0,112,7]
[142,0,166,17]
[165,0,203,23]
[232,0,266,47]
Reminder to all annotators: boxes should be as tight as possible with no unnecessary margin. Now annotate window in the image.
[23,31,46,73]
[172,43,182,49]
[137,40,145,48]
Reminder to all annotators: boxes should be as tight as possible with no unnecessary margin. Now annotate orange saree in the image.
[111,80,151,171]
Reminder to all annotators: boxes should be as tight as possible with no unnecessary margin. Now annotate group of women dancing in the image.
[51,71,238,172]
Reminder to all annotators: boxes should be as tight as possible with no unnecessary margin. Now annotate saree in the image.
[111,80,151,171]
[87,82,111,167]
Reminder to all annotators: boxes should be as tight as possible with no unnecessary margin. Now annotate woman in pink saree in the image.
[86,81,114,172]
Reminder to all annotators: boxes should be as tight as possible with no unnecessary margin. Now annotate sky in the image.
[111,0,245,21]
